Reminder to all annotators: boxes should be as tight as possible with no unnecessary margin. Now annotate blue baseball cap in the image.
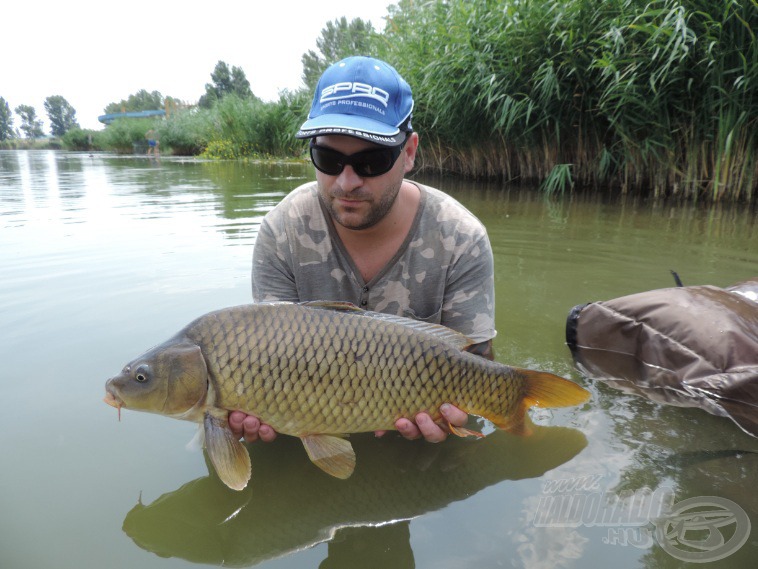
[297,56,414,146]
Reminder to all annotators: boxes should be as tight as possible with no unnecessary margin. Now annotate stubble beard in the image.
[320,179,402,231]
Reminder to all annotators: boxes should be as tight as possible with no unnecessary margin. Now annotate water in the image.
[1,149,757,569]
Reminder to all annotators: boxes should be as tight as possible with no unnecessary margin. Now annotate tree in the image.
[15,105,44,139]
[198,61,253,108]
[0,97,14,141]
[301,17,379,90]
[103,89,165,114]
[44,95,80,136]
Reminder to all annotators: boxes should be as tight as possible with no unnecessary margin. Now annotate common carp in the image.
[104,301,589,490]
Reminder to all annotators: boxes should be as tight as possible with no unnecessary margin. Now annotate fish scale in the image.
[195,305,465,433]
[105,301,589,489]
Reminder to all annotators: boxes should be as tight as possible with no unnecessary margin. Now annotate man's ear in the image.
[402,132,419,173]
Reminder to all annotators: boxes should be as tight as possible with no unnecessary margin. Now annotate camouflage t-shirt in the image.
[251,180,496,343]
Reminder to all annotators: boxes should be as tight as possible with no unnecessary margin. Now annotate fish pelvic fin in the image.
[300,434,356,479]
[447,422,485,439]
[203,411,252,491]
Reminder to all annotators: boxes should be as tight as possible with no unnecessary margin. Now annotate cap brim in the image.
[296,114,407,146]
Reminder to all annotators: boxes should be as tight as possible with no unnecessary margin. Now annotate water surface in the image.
[1,150,757,568]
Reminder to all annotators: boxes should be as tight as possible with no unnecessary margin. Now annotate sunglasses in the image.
[309,137,407,178]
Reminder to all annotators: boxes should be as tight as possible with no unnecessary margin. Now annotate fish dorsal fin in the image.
[204,411,252,491]
[299,300,364,312]
[300,434,356,479]
[363,312,474,350]
[299,301,473,351]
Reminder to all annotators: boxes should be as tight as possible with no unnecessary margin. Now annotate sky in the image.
[2,0,393,132]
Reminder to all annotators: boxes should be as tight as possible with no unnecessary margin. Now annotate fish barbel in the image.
[104,301,589,490]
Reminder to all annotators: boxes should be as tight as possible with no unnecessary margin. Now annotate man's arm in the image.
[230,406,471,444]
[238,217,471,444]
[467,339,494,360]
[236,203,492,444]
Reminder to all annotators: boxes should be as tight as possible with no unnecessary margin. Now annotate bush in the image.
[156,108,213,155]
[254,90,311,157]
[61,128,103,151]
[200,92,309,159]
[98,118,157,153]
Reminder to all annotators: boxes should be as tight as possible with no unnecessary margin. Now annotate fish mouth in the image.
[104,385,125,420]
[103,390,122,408]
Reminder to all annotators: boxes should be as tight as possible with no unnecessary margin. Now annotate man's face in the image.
[314,134,417,231]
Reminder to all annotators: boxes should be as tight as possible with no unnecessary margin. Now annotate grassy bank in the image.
[1,138,63,150]
[55,90,310,159]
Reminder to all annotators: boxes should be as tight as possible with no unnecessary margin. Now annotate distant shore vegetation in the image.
[2,0,755,202]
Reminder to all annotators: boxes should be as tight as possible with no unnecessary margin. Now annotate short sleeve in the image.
[440,233,496,343]
[251,217,299,302]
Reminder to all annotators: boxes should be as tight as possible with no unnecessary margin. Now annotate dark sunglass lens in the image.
[310,146,343,175]
[355,151,394,177]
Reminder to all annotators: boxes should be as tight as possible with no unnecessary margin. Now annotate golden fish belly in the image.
[183,304,522,435]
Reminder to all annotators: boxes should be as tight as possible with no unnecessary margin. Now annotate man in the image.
[230,56,496,444]
[145,129,159,156]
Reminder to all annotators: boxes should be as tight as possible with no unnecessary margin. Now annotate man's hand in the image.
[376,404,469,443]
[229,403,468,444]
[228,411,277,443]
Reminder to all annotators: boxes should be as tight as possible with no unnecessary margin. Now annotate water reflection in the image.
[123,426,587,567]
[601,390,758,569]
[2,150,758,568]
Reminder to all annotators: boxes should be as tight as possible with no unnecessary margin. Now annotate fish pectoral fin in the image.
[185,424,205,451]
[300,434,356,479]
[204,412,252,491]
[447,422,485,439]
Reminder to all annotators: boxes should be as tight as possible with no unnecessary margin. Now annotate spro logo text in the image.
[320,82,390,107]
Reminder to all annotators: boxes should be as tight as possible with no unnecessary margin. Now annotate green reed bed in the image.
[381,0,757,201]
[196,92,309,159]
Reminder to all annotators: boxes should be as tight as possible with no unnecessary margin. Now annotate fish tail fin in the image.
[520,369,590,409]
[486,369,589,437]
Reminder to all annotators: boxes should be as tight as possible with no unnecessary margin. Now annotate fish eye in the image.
[134,364,150,383]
